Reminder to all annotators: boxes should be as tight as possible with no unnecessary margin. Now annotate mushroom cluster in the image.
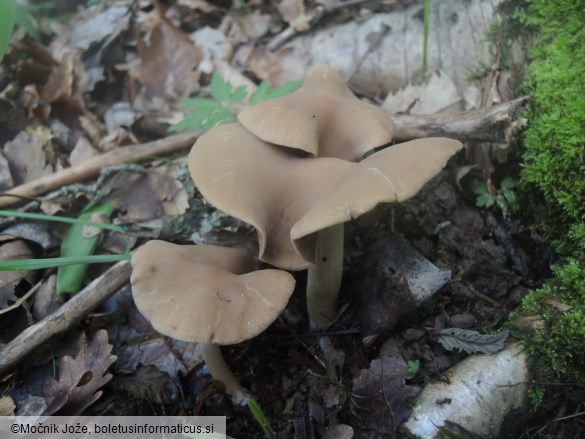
[189,64,463,329]
[131,64,462,403]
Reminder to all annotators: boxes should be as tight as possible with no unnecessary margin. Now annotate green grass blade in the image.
[57,203,115,294]
[247,398,275,439]
[422,0,431,78]
[0,0,16,62]
[0,210,127,233]
[0,254,130,271]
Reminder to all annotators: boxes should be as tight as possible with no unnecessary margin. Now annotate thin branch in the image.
[0,132,198,209]
[391,96,530,144]
[0,261,131,376]
[0,279,43,316]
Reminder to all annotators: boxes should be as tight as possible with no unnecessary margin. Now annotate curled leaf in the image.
[437,328,510,355]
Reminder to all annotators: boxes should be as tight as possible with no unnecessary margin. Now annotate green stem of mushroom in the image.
[200,343,250,405]
[306,223,344,329]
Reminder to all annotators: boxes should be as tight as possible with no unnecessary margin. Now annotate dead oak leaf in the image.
[0,238,36,309]
[130,16,202,100]
[4,129,54,185]
[43,330,117,415]
[352,354,421,435]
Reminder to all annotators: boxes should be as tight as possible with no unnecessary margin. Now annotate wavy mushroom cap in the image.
[130,240,296,345]
[238,64,396,161]
[188,123,462,270]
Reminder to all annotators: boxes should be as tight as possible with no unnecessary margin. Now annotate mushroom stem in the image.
[306,223,344,329]
[199,343,250,405]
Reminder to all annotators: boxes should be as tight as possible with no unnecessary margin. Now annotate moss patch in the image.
[512,0,585,385]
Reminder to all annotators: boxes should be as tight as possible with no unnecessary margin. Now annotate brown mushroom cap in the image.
[187,123,462,270]
[130,240,295,345]
[238,64,395,161]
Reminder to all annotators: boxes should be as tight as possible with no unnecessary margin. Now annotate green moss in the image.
[518,261,585,382]
[519,0,585,255]
[511,0,585,386]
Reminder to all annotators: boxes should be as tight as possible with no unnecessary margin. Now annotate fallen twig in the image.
[0,132,198,209]
[0,279,43,316]
[0,261,131,376]
[391,96,530,143]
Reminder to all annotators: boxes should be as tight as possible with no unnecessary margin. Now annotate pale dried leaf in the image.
[4,130,53,185]
[0,396,16,416]
[69,137,99,167]
[32,274,63,320]
[70,6,130,52]
[382,70,462,115]
[43,330,117,415]
[247,46,307,86]
[437,328,510,355]
[277,0,311,31]
[0,151,14,190]
[178,0,219,13]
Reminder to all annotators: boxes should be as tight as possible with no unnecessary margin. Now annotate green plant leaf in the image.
[473,183,489,196]
[475,193,493,208]
[228,85,247,104]
[263,80,303,100]
[0,0,16,61]
[179,98,225,111]
[0,254,130,271]
[170,76,302,133]
[247,398,275,439]
[407,359,421,374]
[201,107,233,131]
[57,203,115,294]
[249,81,272,104]
[0,210,126,233]
[13,3,40,39]
[210,73,233,102]
[500,177,518,190]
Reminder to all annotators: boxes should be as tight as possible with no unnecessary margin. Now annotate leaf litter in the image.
[42,329,116,416]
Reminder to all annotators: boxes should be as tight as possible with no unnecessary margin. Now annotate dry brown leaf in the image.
[41,43,74,103]
[247,46,307,86]
[0,151,14,191]
[69,136,99,167]
[3,129,54,185]
[109,166,189,222]
[352,354,420,435]
[0,238,36,309]
[277,0,311,31]
[130,14,202,100]
[43,330,117,415]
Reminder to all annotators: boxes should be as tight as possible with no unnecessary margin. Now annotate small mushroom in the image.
[238,64,396,161]
[188,123,462,328]
[130,240,296,402]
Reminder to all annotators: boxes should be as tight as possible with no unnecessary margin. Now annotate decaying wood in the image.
[0,132,198,209]
[391,96,530,144]
[0,261,131,376]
